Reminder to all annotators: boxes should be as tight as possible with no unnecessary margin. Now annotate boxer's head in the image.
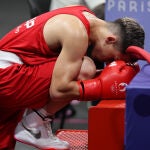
[90,17,145,63]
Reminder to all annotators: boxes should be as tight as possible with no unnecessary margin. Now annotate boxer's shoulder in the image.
[43,15,89,50]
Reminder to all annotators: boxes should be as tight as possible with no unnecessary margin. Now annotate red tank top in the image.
[0,6,94,65]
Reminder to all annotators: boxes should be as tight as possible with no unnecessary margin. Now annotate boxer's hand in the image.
[99,60,139,99]
[78,60,140,101]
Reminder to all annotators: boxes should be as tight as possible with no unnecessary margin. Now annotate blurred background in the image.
[0,0,30,38]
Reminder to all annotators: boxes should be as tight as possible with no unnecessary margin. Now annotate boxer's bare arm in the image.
[44,15,89,101]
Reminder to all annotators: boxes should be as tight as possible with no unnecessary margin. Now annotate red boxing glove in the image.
[78,60,140,101]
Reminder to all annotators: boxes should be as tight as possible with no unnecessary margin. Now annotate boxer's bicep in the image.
[50,31,88,101]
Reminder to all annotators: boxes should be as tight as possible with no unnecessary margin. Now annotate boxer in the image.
[0,5,145,150]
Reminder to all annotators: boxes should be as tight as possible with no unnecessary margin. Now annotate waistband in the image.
[0,50,23,68]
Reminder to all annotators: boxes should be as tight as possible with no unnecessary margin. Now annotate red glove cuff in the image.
[77,79,101,101]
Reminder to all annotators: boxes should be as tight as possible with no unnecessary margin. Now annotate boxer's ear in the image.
[106,35,117,44]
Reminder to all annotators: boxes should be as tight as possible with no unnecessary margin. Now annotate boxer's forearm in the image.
[49,80,81,102]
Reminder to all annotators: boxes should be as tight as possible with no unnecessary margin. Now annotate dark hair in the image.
[113,17,145,53]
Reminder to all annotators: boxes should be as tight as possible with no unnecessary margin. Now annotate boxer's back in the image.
[0,6,93,65]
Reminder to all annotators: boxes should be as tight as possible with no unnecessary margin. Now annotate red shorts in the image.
[0,109,24,149]
[0,61,55,149]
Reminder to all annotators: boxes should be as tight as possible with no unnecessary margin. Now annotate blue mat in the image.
[126,64,150,150]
